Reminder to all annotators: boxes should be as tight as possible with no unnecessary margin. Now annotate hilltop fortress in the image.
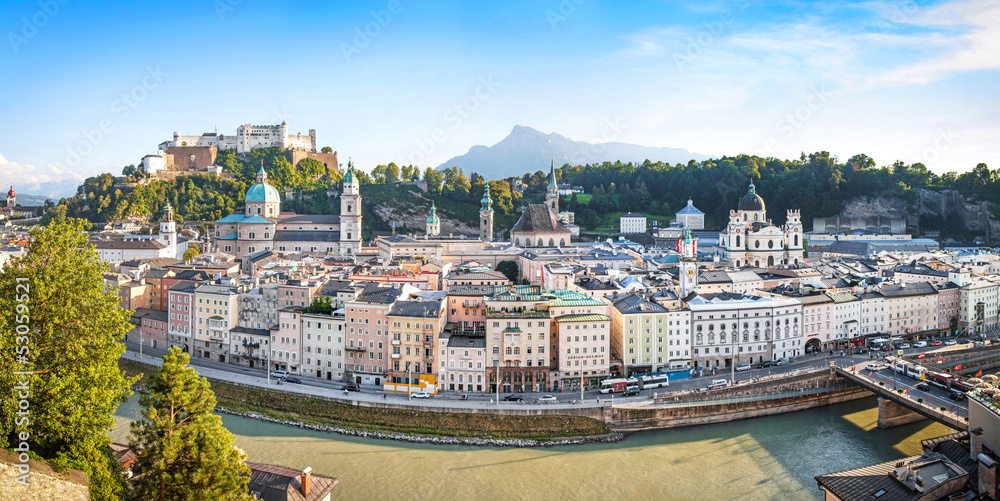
[141,122,339,180]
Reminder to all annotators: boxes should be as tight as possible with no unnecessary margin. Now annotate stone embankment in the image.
[215,407,623,448]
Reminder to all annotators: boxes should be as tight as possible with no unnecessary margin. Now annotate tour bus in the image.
[638,373,670,390]
[885,356,907,374]
[599,377,640,394]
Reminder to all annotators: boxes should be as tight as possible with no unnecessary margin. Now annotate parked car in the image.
[503,394,524,402]
[915,382,930,391]
[283,376,302,384]
[412,391,431,399]
[269,370,288,379]
[735,363,752,372]
[759,361,775,368]
[930,341,943,346]
[775,358,790,366]
[344,383,360,392]
[708,379,728,390]
[974,341,985,347]
[538,394,558,403]
[945,340,957,346]
[865,363,884,371]
[623,387,640,396]
[948,391,966,401]
[914,341,928,348]
[900,343,911,349]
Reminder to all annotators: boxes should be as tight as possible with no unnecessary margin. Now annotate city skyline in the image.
[2,0,997,190]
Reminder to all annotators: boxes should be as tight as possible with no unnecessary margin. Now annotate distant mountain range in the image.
[16,179,82,201]
[436,125,713,179]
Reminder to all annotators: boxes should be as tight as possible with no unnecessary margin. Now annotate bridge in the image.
[836,367,967,430]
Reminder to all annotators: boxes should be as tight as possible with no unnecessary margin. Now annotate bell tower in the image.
[480,182,494,243]
[545,160,559,215]
[677,229,699,298]
[160,201,178,259]
[339,159,362,255]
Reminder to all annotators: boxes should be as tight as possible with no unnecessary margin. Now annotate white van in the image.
[269,370,288,379]
[914,341,927,348]
[708,379,728,390]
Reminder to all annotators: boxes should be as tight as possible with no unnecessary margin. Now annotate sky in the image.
[0,0,998,192]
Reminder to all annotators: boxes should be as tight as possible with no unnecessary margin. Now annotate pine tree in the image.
[129,347,253,501]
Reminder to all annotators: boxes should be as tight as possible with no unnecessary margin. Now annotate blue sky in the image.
[1,0,997,190]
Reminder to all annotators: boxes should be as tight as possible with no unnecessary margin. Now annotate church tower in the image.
[545,160,559,215]
[160,201,178,259]
[340,160,362,255]
[480,182,494,243]
[677,229,699,298]
[426,202,440,236]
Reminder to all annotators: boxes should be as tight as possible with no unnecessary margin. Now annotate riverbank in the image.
[118,359,616,445]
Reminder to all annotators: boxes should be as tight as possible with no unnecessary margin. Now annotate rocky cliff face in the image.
[370,197,477,235]
[839,188,998,243]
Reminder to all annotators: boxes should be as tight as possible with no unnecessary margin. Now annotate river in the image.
[110,396,952,500]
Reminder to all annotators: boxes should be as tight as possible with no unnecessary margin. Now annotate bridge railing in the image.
[650,383,861,408]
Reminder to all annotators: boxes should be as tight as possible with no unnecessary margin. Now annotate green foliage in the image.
[302,296,334,314]
[129,347,253,501]
[182,244,202,261]
[496,260,519,283]
[0,219,138,500]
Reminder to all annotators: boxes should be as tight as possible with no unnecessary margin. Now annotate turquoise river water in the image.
[110,396,953,500]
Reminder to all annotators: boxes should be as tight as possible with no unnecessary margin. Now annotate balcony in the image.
[486,309,549,319]
[391,353,401,359]
[345,346,367,352]
[391,339,401,345]
[463,300,480,308]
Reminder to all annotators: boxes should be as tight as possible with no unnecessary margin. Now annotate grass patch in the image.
[119,359,610,440]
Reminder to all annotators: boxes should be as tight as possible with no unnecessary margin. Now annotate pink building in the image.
[278,280,320,309]
[167,281,196,352]
[445,285,498,334]
[130,308,169,349]
[344,284,407,386]
[272,308,303,374]
[936,282,961,333]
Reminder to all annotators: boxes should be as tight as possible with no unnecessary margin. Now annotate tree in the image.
[583,209,599,230]
[183,244,202,261]
[321,146,333,153]
[129,347,253,501]
[496,260,519,283]
[0,218,138,500]
[302,296,333,314]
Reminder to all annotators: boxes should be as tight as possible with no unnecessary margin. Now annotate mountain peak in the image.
[437,126,712,179]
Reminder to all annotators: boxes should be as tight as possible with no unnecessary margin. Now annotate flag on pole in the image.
[936,357,943,364]
[918,353,925,359]
[956,364,962,370]
[977,370,983,377]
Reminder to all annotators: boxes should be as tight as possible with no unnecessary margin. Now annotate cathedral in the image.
[509,162,571,248]
[213,163,362,257]
[717,181,803,268]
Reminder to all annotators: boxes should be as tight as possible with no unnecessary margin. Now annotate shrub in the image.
[898,389,904,394]
[917,398,924,404]
[879,381,885,386]
[941,406,948,412]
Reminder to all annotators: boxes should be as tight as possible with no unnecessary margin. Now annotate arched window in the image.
[696,333,703,345]
[708,333,715,344]
[736,235,741,247]
[537,238,543,246]
[794,235,799,247]
[768,256,774,267]
[257,207,261,214]
[768,240,774,249]
[505,347,512,355]
[754,260,760,267]
[719,332,726,344]
[513,347,520,355]
[560,239,565,247]
[743,214,747,221]
[514,239,520,247]
[549,238,555,247]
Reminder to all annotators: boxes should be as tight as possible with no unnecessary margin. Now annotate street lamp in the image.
[406,361,411,399]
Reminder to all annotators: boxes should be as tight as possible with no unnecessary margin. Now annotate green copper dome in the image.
[480,183,492,211]
[343,160,356,184]
[245,183,280,203]
[426,202,440,224]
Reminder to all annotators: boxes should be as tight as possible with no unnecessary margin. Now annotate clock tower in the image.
[677,229,699,298]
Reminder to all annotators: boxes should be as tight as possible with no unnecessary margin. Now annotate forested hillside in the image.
[43,149,999,242]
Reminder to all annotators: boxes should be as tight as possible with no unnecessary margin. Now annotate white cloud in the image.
[0,153,86,187]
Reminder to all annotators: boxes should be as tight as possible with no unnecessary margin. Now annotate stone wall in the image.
[290,150,339,174]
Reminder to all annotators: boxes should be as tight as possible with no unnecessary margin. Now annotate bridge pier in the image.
[877,397,926,428]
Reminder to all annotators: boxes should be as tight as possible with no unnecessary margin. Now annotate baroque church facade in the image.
[509,163,571,248]
[213,163,362,257]
[718,181,803,268]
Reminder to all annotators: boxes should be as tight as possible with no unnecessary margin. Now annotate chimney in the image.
[979,454,996,500]
[300,466,312,497]
[972,427,984,461]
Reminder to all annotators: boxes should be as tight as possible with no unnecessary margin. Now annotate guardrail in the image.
[649,383,861,408]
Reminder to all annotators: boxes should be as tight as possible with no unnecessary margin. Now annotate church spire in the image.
[480,182,492,211]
